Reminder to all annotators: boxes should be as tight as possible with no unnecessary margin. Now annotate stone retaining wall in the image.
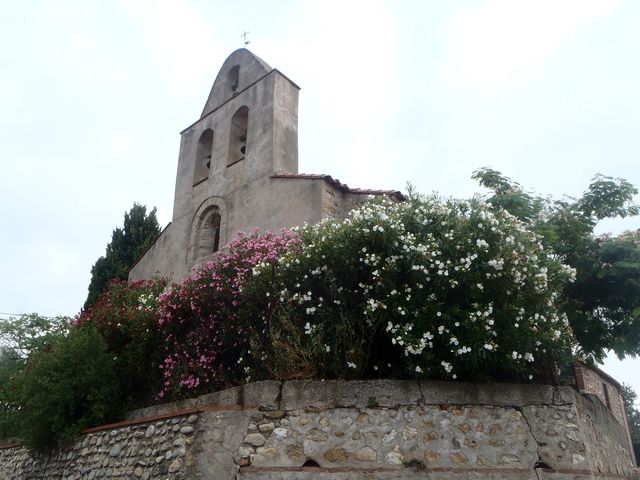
[1,380,638,479]
[0,412,198,479]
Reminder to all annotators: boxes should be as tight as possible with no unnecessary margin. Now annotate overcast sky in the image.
[0,0,638,396]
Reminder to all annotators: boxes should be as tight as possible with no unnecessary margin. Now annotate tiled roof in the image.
[271,173,405,201]
[574,360,623,390]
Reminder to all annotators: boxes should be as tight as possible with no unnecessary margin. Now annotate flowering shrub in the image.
[75,195,577,402]
[7,194,580,449]
[247,194,576,382]
[157,230,300,399]
[76,277,168,406]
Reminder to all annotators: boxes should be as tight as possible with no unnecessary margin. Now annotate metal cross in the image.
[241,31,251,45]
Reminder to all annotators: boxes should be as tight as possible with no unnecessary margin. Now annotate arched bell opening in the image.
[228,106,248,166]
[194,129,214,184]
[227,65,240,94]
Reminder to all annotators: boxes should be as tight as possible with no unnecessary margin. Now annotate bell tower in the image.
[172,48,300,224]
[129,49,401,282]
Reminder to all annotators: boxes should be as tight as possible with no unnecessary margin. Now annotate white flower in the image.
[347,362,357,369]
[415,366,422,373]
[440,361,453,373]
[484,343,493,351]
[487,259,504,270]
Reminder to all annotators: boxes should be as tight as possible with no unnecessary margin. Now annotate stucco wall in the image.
[1,380,638,479]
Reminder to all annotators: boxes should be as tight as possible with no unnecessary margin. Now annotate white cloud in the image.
[117,0,224,90]
[110,133,132,154]
[0,76,22,120]
[259,0,401,187]
[440,0,621,96]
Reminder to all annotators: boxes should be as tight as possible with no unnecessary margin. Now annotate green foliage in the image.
[77,278,168,408]
[621,383,640,444]
[156,231,299,399]
[246,195,575,383]
[10,179,633,448]
[0,314,69,440]
[13,325,122,451]
[473,168,640,361]
[84,204,161,310]
[567,231,640,359]
[0,349,21,440]
[0,313,69,359]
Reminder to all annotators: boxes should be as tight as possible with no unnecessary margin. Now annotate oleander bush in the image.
[7,193,583,450]
[76,277,168,408]
[153,193,577,396]
[156,230,300,399]
[245,193,576,383]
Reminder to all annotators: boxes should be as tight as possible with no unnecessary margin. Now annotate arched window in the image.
[227,65,240,94]
[228,106,248,166]
[194,129,213,184]
[197,206,221,259]
[187,198,226,265]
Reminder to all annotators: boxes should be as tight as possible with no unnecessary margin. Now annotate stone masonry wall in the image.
[0,413,198,479]
[1,380,638,479]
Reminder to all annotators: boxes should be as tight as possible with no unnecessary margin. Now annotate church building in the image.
[129,49,403,281]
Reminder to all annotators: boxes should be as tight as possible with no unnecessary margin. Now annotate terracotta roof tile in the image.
[271,173,405,201]
[574,360,623,390]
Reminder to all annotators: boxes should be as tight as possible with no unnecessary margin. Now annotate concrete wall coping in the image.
[127,380,579,421]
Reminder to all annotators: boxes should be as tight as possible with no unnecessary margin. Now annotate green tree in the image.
[77,278,168,409]
[621,383,640,444]
[14,325,122,451]
[473,168,640,361]
[84,204,161,309]
[0,314,70,439]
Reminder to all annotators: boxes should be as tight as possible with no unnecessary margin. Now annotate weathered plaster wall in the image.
[2,381,637,479]
[128,175,327,281]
